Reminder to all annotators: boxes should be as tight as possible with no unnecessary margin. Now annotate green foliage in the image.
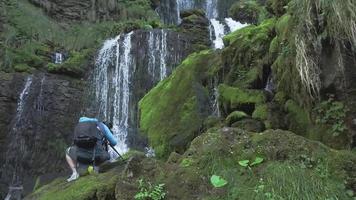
[284,100,311,136]
[210,175,228,188]
[314,97,348,137]
[225,111,248,125]
[238,157,264,168]
[238,160,250,167]
[180,158,193,167]
[252,104,268,120]
[134,179,166,200]
[47,50,91,77]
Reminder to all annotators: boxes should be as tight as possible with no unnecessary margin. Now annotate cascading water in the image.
[4,76,33,200]
[173,0,248,49]
[148,30,169,80]
[91,29,189,158]
[54,53,63,64]
[93,33,133,157]
[205,0,218,19]
[209,19,226,49]
[111,32,133,156]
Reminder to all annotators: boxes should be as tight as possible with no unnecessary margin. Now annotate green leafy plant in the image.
[134,179,166,200]
[314,96,348,136]
[238,157,264,168]
[210,175,228,188]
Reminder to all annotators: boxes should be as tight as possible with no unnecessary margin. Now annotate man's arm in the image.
[97,122,118,146]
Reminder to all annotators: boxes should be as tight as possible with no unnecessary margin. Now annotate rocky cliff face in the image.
[29,0,120,22]
[0,72,86,198]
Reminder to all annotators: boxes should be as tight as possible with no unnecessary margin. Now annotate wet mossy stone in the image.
[139,50,221,159]
[231,118,265,132]
[225,111,249,126]
[180,9,205,18]
[218,84,266,115]
[222,18,276,88]
[14,63,33,73]
[266,0,291,16]
[229,0,263,24]
[252,104,268,120]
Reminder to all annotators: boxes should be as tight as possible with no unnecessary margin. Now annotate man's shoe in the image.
[67,172,79,182]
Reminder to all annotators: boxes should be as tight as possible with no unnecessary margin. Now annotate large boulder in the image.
[139,50,221,158]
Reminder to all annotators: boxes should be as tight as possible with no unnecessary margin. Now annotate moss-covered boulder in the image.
[27,129,356,200]
[139,50,221,158]
[225,111,248,126]
[229,0,268,24]
[218,84,266,116]
[222,18,276,89]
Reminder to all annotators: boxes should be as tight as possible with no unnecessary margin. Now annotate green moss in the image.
[275,14,292,40]
[139,50,221,159]
[266,0,291,16]
[223,18,276,46]
[47,50,91,77]
[225,111,248,125]
[269,36,279,56]
[274,91,287,104]
[222,18,276,87]
[30,170,119,200]
[229,0,265,24]
[284,100,311,135]
[14,63,32,72]
[218,84,266,112]
[28,128,356,200]
[252,104,268,120]
[257,163,350,200]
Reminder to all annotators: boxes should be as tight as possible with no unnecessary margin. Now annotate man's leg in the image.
[66,146,79,182]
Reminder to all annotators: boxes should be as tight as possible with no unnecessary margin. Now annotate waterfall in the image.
[5,76,33,200]
[159,30,168,80]
[91,29,188,158]
[205,0,218,19]
[148,30,169,81]
[172,0,248,49]
[111,32,133,156]
[209,19,226,49]
[14,76,33,130]
[54,52,63,64]
[93,33,133,157]
[225,18,248,32]
[264,73,275,94]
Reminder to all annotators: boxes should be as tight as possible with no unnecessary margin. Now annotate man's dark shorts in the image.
[66,145,110,165]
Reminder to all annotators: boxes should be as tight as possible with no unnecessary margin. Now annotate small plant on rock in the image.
[238,156,264,169]
[314,96,348,136]
[134,179,166,200]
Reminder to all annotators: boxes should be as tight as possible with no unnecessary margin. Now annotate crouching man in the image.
[65,117,117,182]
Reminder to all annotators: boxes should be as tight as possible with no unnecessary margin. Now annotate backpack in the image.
[73,121,102,149]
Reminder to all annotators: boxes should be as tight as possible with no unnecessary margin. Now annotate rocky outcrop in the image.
[28,0,157,22]
[179,9,211,51]
[0,72,86,198]
[29,0,120,22]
